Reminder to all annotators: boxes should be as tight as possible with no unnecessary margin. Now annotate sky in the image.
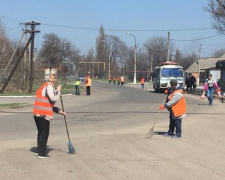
[0,0,224,58]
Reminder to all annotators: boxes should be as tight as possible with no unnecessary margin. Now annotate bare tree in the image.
[144,36,174,69]
[0,22,13,74]
[174,49,197,71]
[39,33,61,68]
[205,0,225,34]
[211,48,225,57]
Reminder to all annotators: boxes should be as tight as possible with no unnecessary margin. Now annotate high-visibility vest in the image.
[109,77,111,80]
[75,81,80,86]
[140,78,145,84]
[113,77,116,80]
[33,82,54,118]
[85,78,92,86]
[120,76,124,82]
[168,89,186,117]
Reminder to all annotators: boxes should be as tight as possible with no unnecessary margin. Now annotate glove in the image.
[159,104,165,110]
[164,89,168,94]
[200,94,205,100]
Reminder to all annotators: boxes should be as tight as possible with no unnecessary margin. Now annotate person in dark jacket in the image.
[185,76,191,92]
[190,74,196,91]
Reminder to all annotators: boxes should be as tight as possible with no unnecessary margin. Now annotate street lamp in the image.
[126,32,137,84]
[102,39,110,79]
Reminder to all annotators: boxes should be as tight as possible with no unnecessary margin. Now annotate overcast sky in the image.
[0,0,224,58]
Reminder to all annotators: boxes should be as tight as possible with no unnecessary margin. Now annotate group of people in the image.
[74,76,92,96]
[33,73,222,159]
[185,74,196,92]
[110,76,125,86]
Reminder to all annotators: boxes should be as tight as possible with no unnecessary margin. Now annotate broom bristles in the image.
[68,141,76,154]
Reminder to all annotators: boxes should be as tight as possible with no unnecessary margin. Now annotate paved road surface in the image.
[0,80,225,180]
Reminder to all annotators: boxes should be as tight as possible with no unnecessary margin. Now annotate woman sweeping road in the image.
[33,74,66,159]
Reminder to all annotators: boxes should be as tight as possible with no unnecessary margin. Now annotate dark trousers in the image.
[190,83,195,91]
[109,80,111,84]
[114,80,115,84]
[34,116,50,155]
[75,85,80,95]
[86,86,91,95]
[168,112,182,137]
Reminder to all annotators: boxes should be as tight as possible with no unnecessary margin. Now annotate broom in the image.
[60,95,76,154]
[146,95,167,139]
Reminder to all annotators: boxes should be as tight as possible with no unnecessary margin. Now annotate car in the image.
[77,75,84,81]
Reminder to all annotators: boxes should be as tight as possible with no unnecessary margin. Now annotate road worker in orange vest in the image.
[33,74,66,158]
[159,79,186,138]
[120,76,124,86]
[140,77,145,89]
[108,76,111,84]
[117,77,120,85]
[85,75,92,95]
[113,77,116,84]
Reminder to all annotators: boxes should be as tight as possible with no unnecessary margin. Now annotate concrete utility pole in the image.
[22,21,40,93]
[0,21,40,94]
[167,32,170,62]
[126,32,137,84]
[198,44,202,86]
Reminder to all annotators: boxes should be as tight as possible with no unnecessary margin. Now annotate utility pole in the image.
[22,21,40,93]
[167,32,170,62]
[198,44,202,86]
[0,21,40,93]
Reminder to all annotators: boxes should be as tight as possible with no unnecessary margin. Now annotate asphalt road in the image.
[0,80,225,180]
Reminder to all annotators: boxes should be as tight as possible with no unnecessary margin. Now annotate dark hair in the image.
[170,79,178,86]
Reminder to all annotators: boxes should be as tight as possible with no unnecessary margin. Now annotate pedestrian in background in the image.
[141,77,145,89]
[117,77,120,85]
[190,74,196,91]
[159,79,186,138]
[74,79,80,95]
[201,74,221,106]
[108,76,111,84]
[185,76,191,92]
[33,74,66,159]
[113,77,116,84]
[120,76,124,86]
[85,75,92,95]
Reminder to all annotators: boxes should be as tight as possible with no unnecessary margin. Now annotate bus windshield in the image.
[161,68,183,77]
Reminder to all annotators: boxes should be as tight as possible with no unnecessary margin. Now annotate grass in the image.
[0,103,27,108]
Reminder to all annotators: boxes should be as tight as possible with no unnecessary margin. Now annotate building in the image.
[185,54,225,85]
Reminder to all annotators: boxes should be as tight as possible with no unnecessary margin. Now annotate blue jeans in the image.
[207,87,214,105]
[141,84,144,89]
[75,85,80,95]
[168,111,182,137]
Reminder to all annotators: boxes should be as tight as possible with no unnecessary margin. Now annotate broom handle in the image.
[152,94,167,127]
[60,95,71,142]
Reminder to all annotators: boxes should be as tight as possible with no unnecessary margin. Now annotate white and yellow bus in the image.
[152,61,184,92]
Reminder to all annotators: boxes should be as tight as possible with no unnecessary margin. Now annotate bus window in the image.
[161,68,183,77]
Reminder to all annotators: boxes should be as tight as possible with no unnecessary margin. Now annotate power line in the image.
[0,15,216,32]
[172,34,221,41]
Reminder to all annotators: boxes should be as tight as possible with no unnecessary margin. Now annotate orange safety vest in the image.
[113,77,116,81]
[140,78,145,84]
[108,77,111,80]
[85,78,92,86]
[168,89,186,117]
[33,82,54,118]
[120,76,124,82]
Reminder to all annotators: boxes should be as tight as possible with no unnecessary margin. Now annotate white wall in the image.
[210,69,221,81]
